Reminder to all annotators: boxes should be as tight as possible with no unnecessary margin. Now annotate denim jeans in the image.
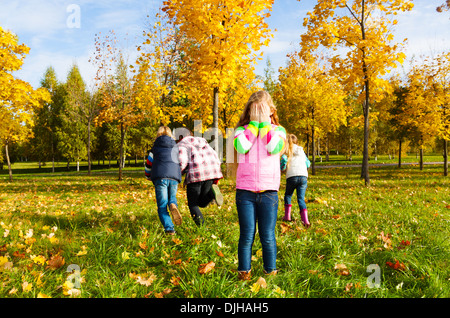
[236,189,278,273]
[284,176,307,210]
[154,178,179,232]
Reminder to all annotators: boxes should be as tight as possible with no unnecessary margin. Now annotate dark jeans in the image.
[284,176,308,210]
[186,180,215,226]
[236,189,278,273]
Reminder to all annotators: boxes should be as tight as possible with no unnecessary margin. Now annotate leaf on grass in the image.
[386,260,406,271]
[76,245,88,256]
[22,281,32,293]
[170,276,181,286]
[0,256,13,271]
[121,251,130,261]
[280,223,290,234]
[378,231,392,249]
[138,242,148,250]
[130,272,157,286]
[256,276,267,289]
[334,263,350,276]
[198,261,215,274]
[172,238,182,245]
[216,250,224,257]
[30,255,46,266]
[46,254,65,270]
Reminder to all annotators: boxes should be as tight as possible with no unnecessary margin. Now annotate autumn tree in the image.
[91,31,146,180]
[133,10,185,127]
[161,0,274,153]
[277,53,348,174]
[0,26,50,181]
[300,0,414,186]
[403,53,450,175]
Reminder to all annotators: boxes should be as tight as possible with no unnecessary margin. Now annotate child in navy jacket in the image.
[145,126,182,235]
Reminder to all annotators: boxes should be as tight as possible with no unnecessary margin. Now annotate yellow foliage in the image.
[0,26,51,146]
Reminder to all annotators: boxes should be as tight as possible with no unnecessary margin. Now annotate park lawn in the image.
[0,164,449,298]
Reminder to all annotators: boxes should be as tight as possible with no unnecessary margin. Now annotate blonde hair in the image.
[286,134,298,169]
[156,126,173,138]
[229,91,281,179]
[234,90,280,129]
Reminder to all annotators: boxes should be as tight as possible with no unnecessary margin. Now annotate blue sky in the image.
[1,0,449,89]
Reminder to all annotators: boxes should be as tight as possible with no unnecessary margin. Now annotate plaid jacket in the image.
[177,136,223,184]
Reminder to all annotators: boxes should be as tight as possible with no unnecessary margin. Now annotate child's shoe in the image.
[211,183,223,206]
[169,203,182,225]
[300,209,310,228]
[283,204,292,221]
[238,270,251,281]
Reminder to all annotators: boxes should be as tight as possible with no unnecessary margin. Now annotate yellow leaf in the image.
[122,251,130,261]
[76,245,88,256]
[22,281,33,293]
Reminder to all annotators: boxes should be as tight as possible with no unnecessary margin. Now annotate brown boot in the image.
[169,203,182,226]
[238,270,252,281]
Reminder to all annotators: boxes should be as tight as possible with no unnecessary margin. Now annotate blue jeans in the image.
[236,190,278,273]
[284,176,307,210]
[154,178,179,232]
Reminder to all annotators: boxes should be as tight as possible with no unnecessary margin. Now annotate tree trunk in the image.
[361,87,370,186]
[398,138,402,168]
[419,147,424,171]
[5,141,13,182]
[443,139,448,177]
[360,0,370,187]
[87,120,91,176]
[311,126,316,176]
[212,86,220,157]
[119,121,124,181]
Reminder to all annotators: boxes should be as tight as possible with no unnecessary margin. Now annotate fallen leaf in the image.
[334,263,350,276]
[386,260,406,271]
[198,261,215,274]
[255,276,267,289]
[172,238,182,245]
[280,223,290,234]
[76,245,88,256]
[22,281,33,293]
[216,250,224,257]
[121,251,130,261]
[131,272,157,286]
[379,231,392,249]
[46,254,65,270]
[138,242,148,250]
[250,282,261,294]
[170,276,181,286]
[400,240,410,246]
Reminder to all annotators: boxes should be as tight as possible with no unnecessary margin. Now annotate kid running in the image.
[177,134,223,226]
[145,126,182,235]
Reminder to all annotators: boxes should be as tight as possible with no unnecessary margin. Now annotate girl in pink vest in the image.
[233,91,286,281]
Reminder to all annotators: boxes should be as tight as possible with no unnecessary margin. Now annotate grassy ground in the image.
[0,161,449,298]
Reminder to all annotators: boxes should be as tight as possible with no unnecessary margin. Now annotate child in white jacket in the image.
[280,134,311,227]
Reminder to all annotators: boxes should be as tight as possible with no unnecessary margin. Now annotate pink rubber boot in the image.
[283,204,292,221]
[300,209,311,228]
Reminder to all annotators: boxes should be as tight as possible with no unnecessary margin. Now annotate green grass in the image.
[0,162,449,298]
